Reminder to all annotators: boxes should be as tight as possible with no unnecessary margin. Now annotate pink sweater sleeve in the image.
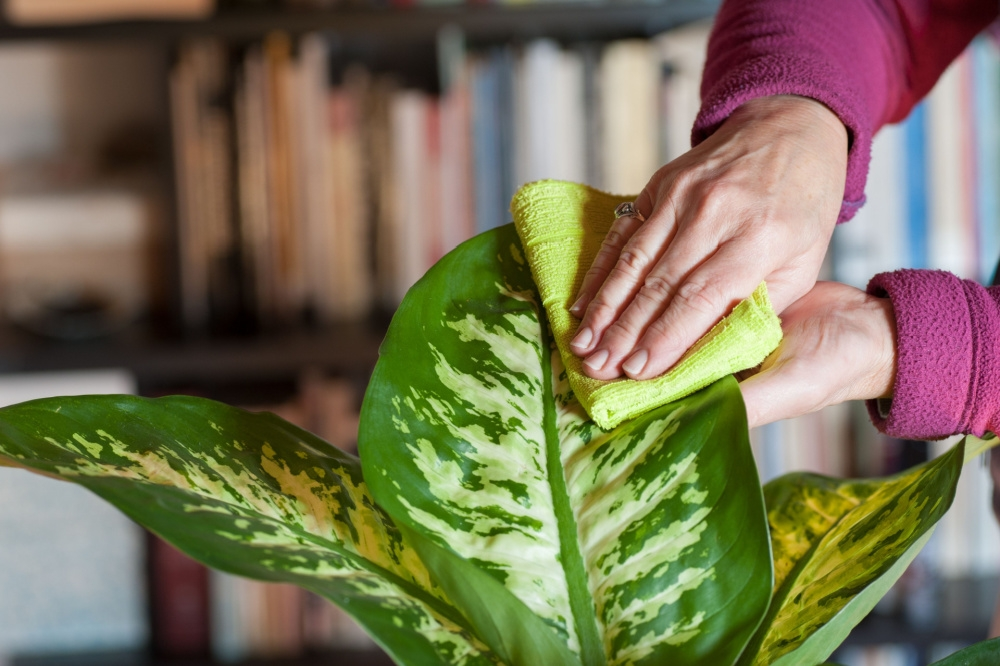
[693,0,997,222]
[865,271,1000,439]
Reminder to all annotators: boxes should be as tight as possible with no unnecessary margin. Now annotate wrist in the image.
[861,295,897,400]
[730,94,848,155]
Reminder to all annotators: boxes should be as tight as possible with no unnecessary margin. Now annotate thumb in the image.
[738,355,814,429]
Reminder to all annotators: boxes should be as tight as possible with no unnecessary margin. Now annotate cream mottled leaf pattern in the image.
[0,396,501,666]
[737,439,967,666]
[359,224,772,666]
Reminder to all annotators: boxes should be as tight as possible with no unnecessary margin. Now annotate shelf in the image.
[0,1,719,43]
[0,321,387,392]
[12,649,395,666]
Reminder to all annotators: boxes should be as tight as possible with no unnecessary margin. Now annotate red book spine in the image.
[147,532,212,657]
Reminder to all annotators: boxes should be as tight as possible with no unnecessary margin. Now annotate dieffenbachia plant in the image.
[0,224,995,665]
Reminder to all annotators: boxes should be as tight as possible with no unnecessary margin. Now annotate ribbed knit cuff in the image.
[866,269,999,439]
[693,52,869,224]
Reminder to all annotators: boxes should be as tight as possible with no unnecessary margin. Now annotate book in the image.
[514,40,586,188]
[324,67,374,320]
[0,370,145,659]
[0,188,154,338]
[148,534,211,657]
[470,52,506,233]
[170,40,239,332]
[926,53,977,279]
[389,89,433,303]
[4,0,213,25]
[656,20,711,164]
[833,121,908,288]
[903,102,930,270]
[971,36,1000,284]
[439,32,475,257]
[599,39,659,194]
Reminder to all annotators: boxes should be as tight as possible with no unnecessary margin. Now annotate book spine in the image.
[148,533,212,657]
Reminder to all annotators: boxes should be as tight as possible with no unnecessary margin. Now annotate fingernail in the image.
[583,349,609,372]
[569,296,586,316]
[623,349,648,377]
[571,327,593,349]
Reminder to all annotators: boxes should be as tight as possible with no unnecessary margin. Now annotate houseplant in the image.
[0,224,995,665]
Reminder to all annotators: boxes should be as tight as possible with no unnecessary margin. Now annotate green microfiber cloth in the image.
[511,180,783,430]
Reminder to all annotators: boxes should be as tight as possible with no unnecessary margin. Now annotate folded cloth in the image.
[511,179,783,430]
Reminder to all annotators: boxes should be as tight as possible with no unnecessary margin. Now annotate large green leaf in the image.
[359,223,772,666]
[930,636,1000,665]
[737,439,966,666]
[0,395,502,666]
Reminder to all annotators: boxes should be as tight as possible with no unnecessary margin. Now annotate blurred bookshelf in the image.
[0,4,725,664]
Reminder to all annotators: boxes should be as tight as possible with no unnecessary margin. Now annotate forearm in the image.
[695,0,997,222]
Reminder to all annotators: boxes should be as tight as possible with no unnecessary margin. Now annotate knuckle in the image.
[604,228,626,248]
[585,299,616,326]
[674,278,722,316]
[700,179,734,201]
[633,288,663,311]
[608,317,642,340]
[666,167,696,195]
[605,216,633,244]
[616,246,652,277]
[641,274,674,296]
[644,317,677,344]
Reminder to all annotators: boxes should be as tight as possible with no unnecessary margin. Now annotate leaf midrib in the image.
[539,308,605,666]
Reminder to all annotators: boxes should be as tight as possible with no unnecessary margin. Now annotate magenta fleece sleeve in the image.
[694,0,997,222]
[866,270,1000,439]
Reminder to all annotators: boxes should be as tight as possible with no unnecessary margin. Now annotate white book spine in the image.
[390,91,430,303]
[926,55,977,279]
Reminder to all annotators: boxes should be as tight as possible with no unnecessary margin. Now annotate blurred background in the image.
[0,1,995,665]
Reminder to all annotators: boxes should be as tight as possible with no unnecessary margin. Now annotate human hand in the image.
[569,94,848,381]
[738,281,897,429]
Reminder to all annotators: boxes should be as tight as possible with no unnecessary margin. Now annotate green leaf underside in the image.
[929,636,1000,665]
[0,396,502,666]
[359,224,772,666]
[740,440,966,666]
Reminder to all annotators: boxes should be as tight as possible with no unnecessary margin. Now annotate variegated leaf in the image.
[359,224,772,666]
[737,439,967,666]
[0,395,502,666]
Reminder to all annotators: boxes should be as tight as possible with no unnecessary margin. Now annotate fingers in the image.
[569,212,644,318]
[574,224,702,378]
[580,236,762,381]
[569,200,677,361]
[624,241,764,379]
[570,190,654,318]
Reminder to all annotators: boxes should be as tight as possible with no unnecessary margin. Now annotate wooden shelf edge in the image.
[0,1,719,42]
[12,648,395,666]
[0,323,387,390]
